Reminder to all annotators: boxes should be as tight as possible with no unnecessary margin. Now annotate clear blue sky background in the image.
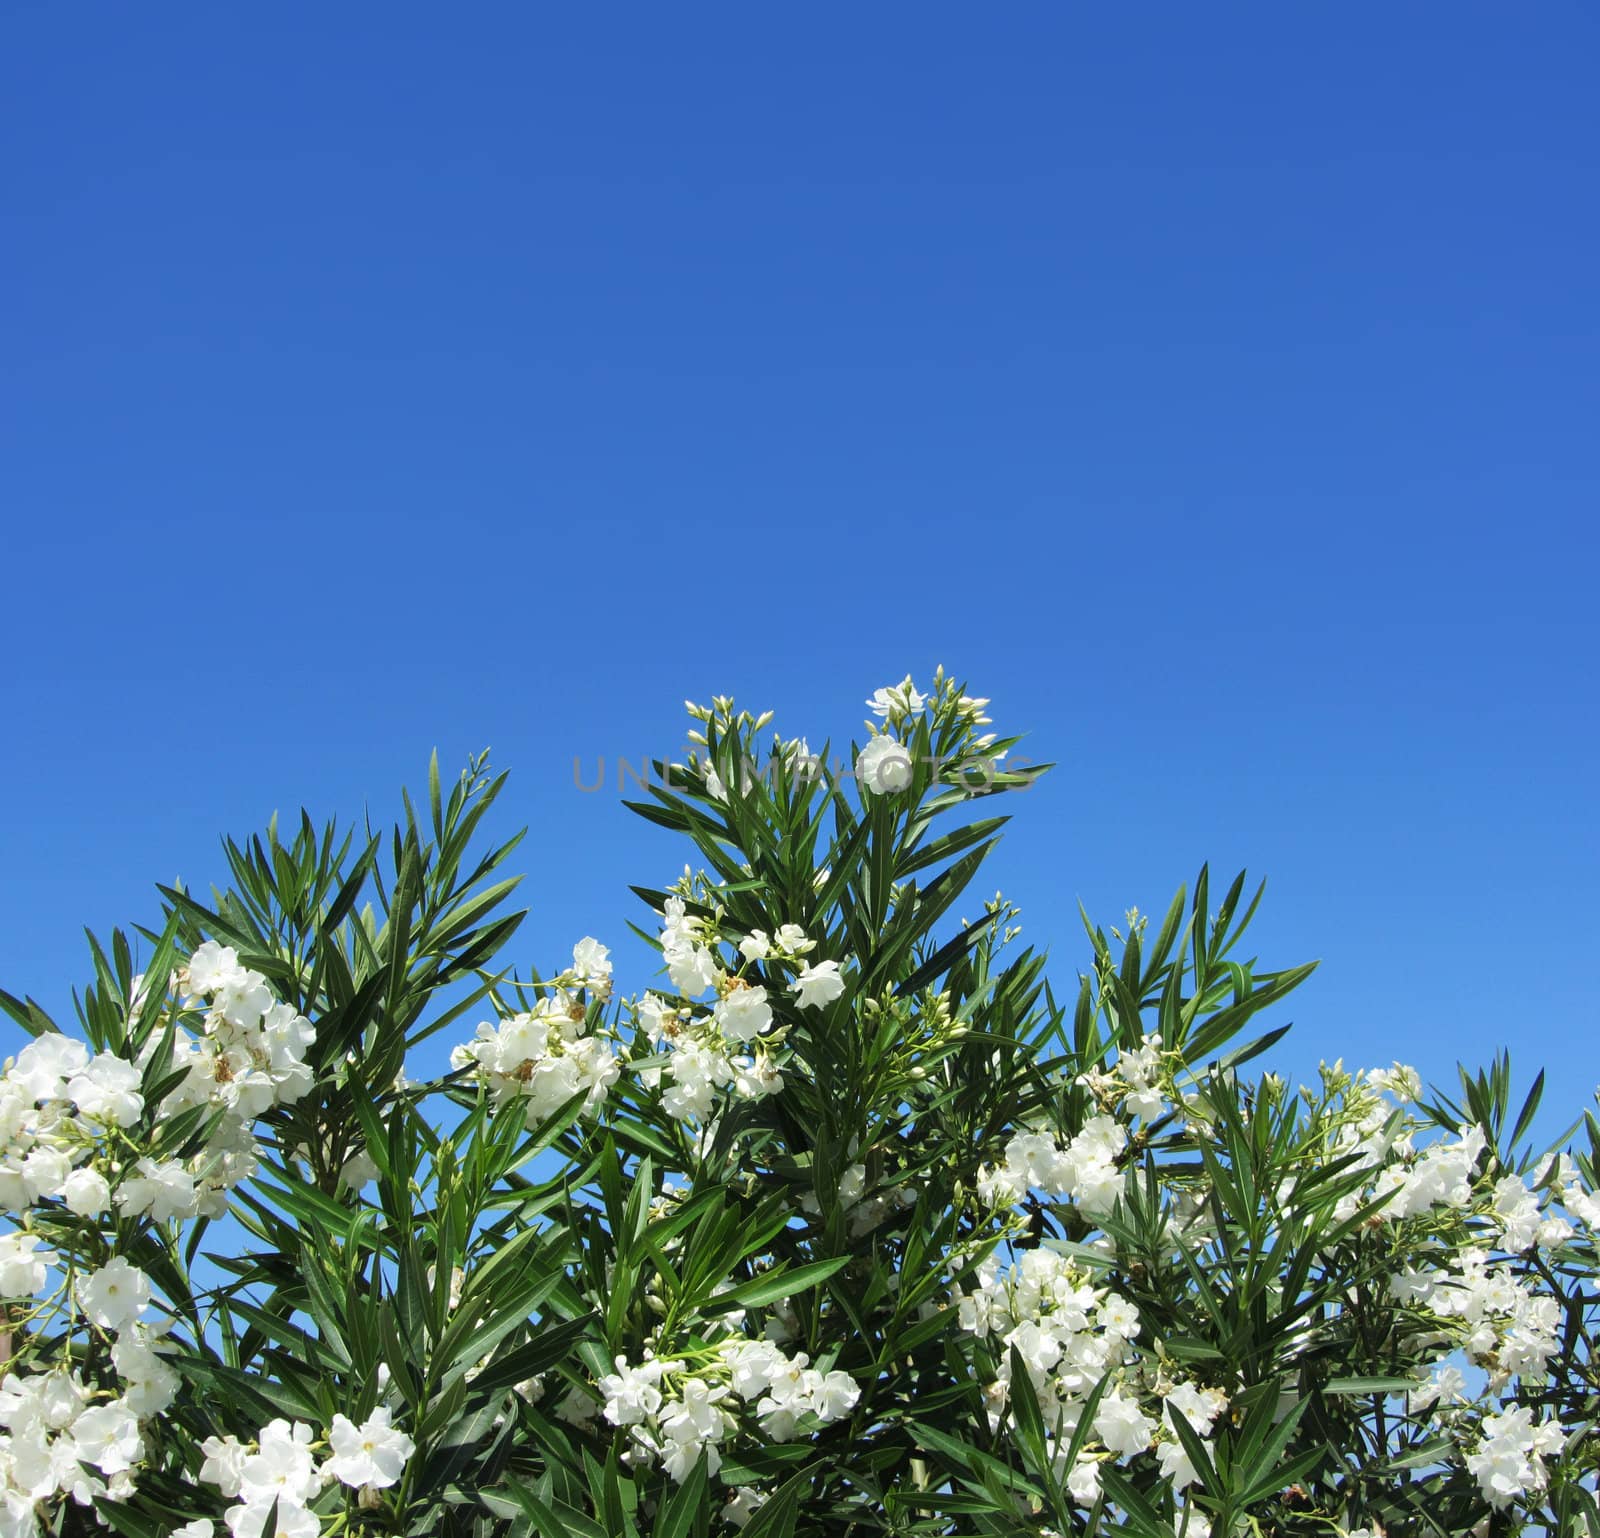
[2,7,1595,1134]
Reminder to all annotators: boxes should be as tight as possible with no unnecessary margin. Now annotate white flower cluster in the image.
[0,1035,141,1220]
[1366,1061,1422,1102]
[197,1408,415,1538]
[856,680,922,794]
[637,992,783,1123]
[1301,1076,1416,1218]
[1554,1152,1600,1228]
[1377,1123,1491,1221]
[1296,1064,1597,1255]
[732,915,851,1011]
[453,940,622,1127]
[599,1337,859,1484]
[1076,1031,1169,1123]
[0,941,328,1535]
[637,904,847,1126]
[0,945,317,1231]
[129,942,321,1218]
[1461,1402,1567,1511]
[1281,1064,1600,1516]
[857,672,1004,797]
[0,1254,179,1526]
[956,1043,1599,1527]
[954,1245,1217,1526]
[164,943,317,1121]
[693,671,995,804]
[856,674,943,795]
[0,1364,145,1520]
[1396,1243,1563,1390]
[975,1115,1128,1217]
[659,897,721,999]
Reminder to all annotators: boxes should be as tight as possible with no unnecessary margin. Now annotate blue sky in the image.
[2,6,1596,1134]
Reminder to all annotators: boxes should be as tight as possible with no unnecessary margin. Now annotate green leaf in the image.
[1324,1375,1417,1396]
[737,1468,811,1538]
[655,1449,711,1538]
[707,1255,853,1310]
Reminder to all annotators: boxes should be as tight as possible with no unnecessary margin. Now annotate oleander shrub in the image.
[1,673,1595,1538]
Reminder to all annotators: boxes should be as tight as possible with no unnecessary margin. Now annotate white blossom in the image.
[65,1054,144,1128]
[76,1257,152,1334]
[855,734,914,796]
[793,960,845,1010]
[0,1233,56,1296]
[865,678,926,719]
[323,1407,414,1488]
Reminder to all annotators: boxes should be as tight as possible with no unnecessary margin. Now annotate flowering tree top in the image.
[0,677,1596,1538]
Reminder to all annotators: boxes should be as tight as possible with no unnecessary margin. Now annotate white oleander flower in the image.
[1092,1390,1154,1460]
[599,1356,672,1428]
[340,1148,380,1189]
[323,1407,415,1488]
[731,1054,783,1099]
[7,1034,90,1103]
[69,1400,143,1475]
[1366,1062,1421,1102]
[1163,1380,1226,1436]
[774,924,815,955]
[1490,1173,1542,1252]
[997,1115,1127,1216]
[200,1434,252,1497]
[636,992,679,1048]
[225,1495,320,1538]
[1066,1454,1101,1506]
[810,1369,859,1420]
[666,943,719,998]
[116,1157,200,1223]
[856,734,914,795]
[20,1145,73,1203]
[660,1430,721,1483]
[715,985,773,1044]
[186,941,242,996]
[0,1232,57,1296]
[157,944,318,1136]
[793,960,845,1010]
[866,678,926,719]
[65,1053,144,1127]
[661,1042,729,1122]
[234,1418,324,1513]
[721,1486,769,1529]
[60,1166,112,1216]
[1409,1363,1468,1411]
[1157,1436,1202,1492]
[658,1377,729,1447]
[555,1386,599,1429]
[77,1257,152,1334]
[0,1365,89,1433]
[113,1330,181,1417]
[660,896,701,948]
[1388,1125,1487,1219]
[723,1339,787,1401]
[572,937,612,985]
[1464,1403,1565,1508]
